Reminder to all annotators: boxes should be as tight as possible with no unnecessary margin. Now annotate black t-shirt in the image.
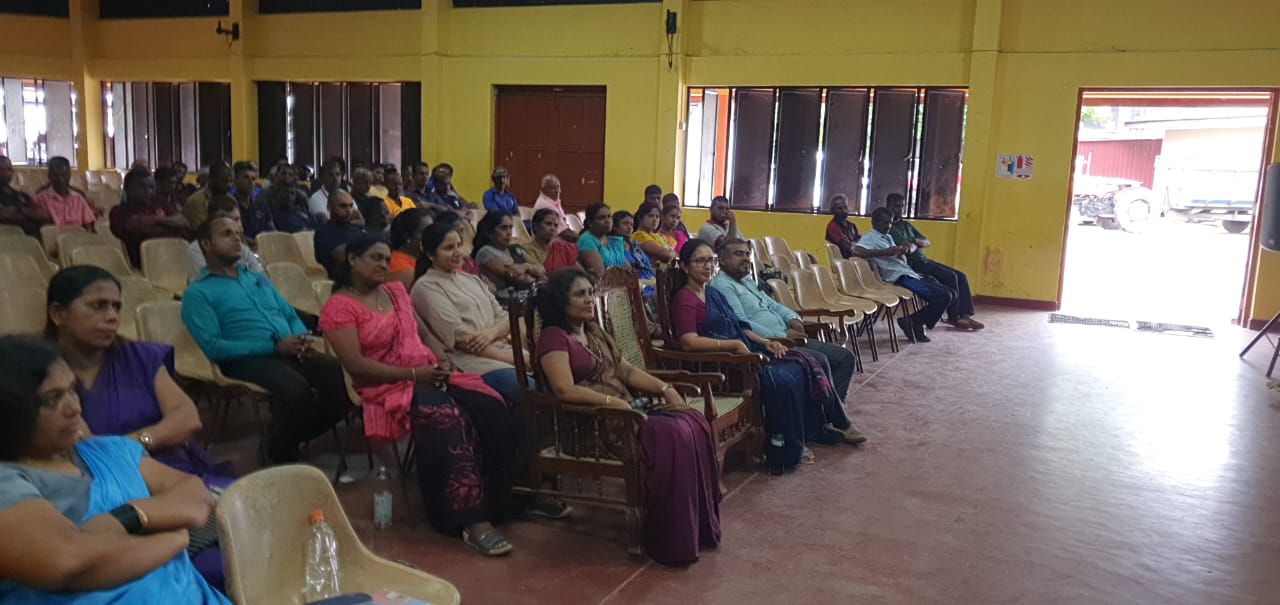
[0,187,31,209]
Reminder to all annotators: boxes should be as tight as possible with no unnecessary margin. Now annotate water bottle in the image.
[302,510,341,602]
[373,466,393,529]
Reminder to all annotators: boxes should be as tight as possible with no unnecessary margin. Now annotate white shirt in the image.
[855,229,920,284]
[308,189,330,218]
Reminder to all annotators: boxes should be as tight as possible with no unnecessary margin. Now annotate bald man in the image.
[313,190,368,278]
[532,174,577,241]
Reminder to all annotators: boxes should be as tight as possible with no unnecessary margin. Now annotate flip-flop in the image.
[800,448,817,464]
[462,529,514,557]
[527,498,574,520]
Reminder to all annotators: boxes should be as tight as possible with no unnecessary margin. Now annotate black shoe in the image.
[896,316,916,342]
[913,323,931,343]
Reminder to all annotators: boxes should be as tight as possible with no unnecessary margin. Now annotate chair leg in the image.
[862,315,879,362]
[885,306,901,354]
[847,327,863,373]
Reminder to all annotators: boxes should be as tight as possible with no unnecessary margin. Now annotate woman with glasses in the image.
[575,202,629,279]
[0,336,230,603]
[669,240,865,475]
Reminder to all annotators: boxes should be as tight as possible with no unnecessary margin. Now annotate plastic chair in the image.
[511,214,533,244]
[216,465,461,605]
[266,262,323,317]
[139,238,191,297]
[40,224,85,259]
[825,242,844,267]
[770,253,798,277]
[0,288,47,335]
[811,265,899,353]
[749,239,769,262]
[767,278,858,369]
[57,232,118,268]
[0,224,25,238]
[0,253,51,287]
[792,250,816,269]
[565,213,584,233]
[790,269,880,361]
[763,235,793,259]
[312,279,334,306]
[117,276,169,340]
[518,206,534,223]
[291,231,319,267]
[0,235,58,280]
[70,245,135,279]
[833,259,900,308]
[69,171,89,193]
[848,256,915,303]
[258,232,326,280]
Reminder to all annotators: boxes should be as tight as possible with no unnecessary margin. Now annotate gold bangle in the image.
[131,503,150,529]
[411,367,417,382]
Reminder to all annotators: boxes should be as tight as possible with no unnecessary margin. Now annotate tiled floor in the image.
[213,306,1280,604]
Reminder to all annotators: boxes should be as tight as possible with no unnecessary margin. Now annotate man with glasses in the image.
[711,238,858,400]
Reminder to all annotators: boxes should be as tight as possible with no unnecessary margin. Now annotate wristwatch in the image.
[137,432,154,452]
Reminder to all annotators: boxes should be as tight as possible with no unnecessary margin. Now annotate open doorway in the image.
[1060,89,1276,327]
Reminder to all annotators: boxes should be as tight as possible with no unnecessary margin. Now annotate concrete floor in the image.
[214,305,1280,604]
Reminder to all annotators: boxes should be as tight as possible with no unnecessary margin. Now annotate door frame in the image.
[1057,87,1279,326]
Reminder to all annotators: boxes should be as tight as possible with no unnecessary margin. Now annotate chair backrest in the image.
[832,258,865,295]
[312,279,334,306]
[140,238,190,295]
[770,253,797,276]
[291,231,318,267]
[748,239,769,262]
[653,263,683,349]
[94,170,123,190]
[511,213,533,244]
[57,232,117,268]
[70,245,133,279]
[565,213,584,233]
[849,256,892,288]
[0,236,56,280]
[767,278,802,311]
[0,288,47,335]
[118,276,168,340]
[824,242,843,267]
[257,232,307,268]
[40,224,85,259]
[0,224,25,238]
[810,265,847,302]
[0,253,50,287]
[792,268,834,311]
[69,170,89,193]
[136,300,216,382]
[217,465,460,605]
[793,250,815,268]
[518,206,534,222]
[599,267,652,370]
[266,262,322,317]
[763,235,793,258]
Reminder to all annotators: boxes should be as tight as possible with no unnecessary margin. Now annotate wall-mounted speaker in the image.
[1260,163,1280,252]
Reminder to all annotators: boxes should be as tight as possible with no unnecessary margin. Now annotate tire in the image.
[1114,196,1152,233]
[1098,217,1120,230]
[1223,220,1250,234]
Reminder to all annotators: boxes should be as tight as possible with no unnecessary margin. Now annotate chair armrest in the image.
[650,347,766,366]
[801,321,831,338]
[524,390,647,422]
[769,337,806,347]
[646,369,727,388]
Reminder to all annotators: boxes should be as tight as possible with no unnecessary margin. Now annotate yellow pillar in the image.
[419,1,443,164]
[654,0,689,193]
[952,0,1004,284]
[228,0,257,163]
[69,0,104,169]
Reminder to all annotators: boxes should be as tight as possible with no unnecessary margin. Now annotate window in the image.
[101,82,230,169]
[0,1,69,17]
[99,0,228,18]
[259,0,419,13]
[683,86,967,219]
[257,82,421,171]
[0,78,78,166]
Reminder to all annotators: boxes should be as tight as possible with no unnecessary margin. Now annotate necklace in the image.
[347,286,390,313]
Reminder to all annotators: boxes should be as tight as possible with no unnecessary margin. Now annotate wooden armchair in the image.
[651,264,766,470]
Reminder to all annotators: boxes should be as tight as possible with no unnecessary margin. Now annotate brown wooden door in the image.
[494,86,605,213]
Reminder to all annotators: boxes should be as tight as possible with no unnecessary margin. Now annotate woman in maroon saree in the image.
[535,268,722,567]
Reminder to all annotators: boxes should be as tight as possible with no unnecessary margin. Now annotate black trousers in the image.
[910,258,975,321]
[896,275,956,330]
[219,355,352,463]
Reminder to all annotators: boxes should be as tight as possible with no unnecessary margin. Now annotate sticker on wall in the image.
[996,154,1034,180]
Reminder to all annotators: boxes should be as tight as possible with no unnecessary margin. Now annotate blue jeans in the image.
[482,368,532,404]
[896,275,955,329]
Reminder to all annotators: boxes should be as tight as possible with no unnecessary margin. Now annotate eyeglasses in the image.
[688,257,719,267]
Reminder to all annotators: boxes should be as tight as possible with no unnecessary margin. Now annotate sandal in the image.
[800,448,817,464]
[527,497,574,520]
[462,529,514,557]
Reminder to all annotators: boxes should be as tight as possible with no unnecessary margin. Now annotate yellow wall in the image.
[6,0,1280,319]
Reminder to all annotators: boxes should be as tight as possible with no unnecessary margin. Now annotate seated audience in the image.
[886,193,984,331]
[425,163,472,213]
[532,174,577,241]
[406,162,432,206]
[536,268,721,566]
[520,208,580,273]
[671,240,865,475]
[611,210,656,282]
[352,167,390,234]
[711,239,858,403]
[181,214,351,463]
[431,212,483,277]
[315,191,369,278]
[185,196,263,281]
[0,155,39,235]
[155,165,187,213]
[368,165,389,201]
[0,336,228,604]
[576,202,628,279]
[825,194,862,259]
[31,157,96,228]
[46,266,231,587]
[473,212,546,304]
[174,161,197,199]
[110,168,188,267]
[413,223,533,406]
[853,207,957,343]
[308,157,345,222]
[697,196,744,248]
[643,184,663,206]
[632,201,677,264]
[660,195,690,250]
[183,161,233,228]
[264,163,316,233]
[231,161,272,247]
[482,167,518,215]
[382,169,416,221]
[388,208,433,290]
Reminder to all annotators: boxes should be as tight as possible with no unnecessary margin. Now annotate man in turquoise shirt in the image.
[711,238,858,402]
[181,214,351,463]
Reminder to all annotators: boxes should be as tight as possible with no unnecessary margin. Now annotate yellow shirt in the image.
[384,196,416,219]
[632,230,675,250]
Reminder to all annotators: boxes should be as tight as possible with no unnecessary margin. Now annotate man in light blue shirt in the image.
[182,213,351,463]
[854,207,955,343]
[711,238,857,401]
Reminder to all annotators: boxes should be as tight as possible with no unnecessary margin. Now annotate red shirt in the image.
[825,218,861,259]
[32,188,96,227]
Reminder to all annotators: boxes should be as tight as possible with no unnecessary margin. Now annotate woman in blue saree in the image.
[0,336,227,604]
[669,240,865,475]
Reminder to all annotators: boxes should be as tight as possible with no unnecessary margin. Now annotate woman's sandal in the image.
[800,448,817,464]
[462,529,514,557]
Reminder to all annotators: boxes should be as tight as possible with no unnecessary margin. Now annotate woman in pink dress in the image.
[319,236,522,557]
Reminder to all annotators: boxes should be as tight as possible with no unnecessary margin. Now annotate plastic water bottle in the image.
[303,510,341,602]
[373,466,393,529]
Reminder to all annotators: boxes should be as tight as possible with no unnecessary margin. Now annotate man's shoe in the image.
[913,323,931,343]
[897,316,916,342]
